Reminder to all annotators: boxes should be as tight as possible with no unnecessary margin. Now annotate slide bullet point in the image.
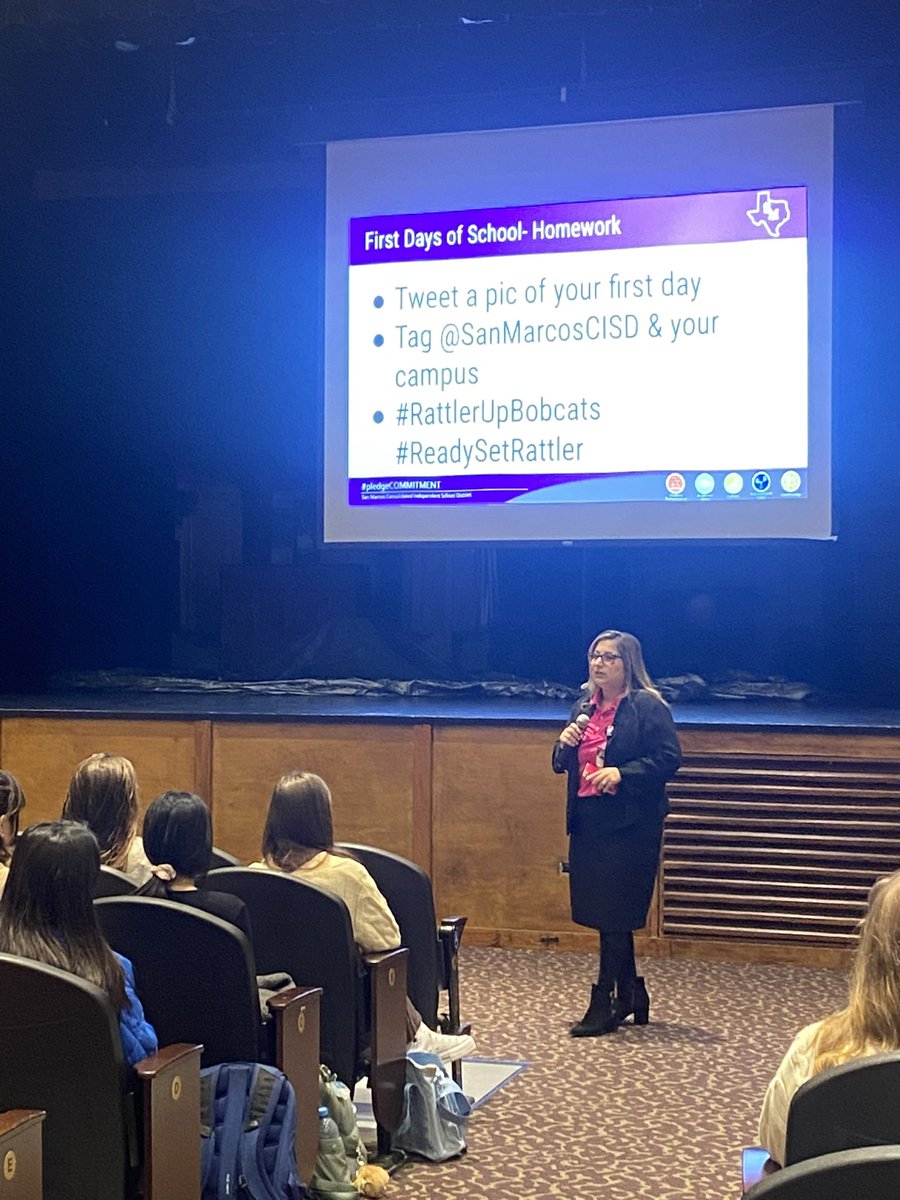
[373,334,384,346]
[373,411,384,424]
[373,295,384,308]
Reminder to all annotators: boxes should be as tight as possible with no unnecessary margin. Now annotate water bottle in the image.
[318,1105,340,1145]
[315,1105,351,1186]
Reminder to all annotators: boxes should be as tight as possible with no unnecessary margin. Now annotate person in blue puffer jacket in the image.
[0,819,157,1067]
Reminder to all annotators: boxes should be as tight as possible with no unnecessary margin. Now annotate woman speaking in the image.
[553,629,681,1038]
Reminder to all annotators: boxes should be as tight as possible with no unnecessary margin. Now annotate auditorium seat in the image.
[337,842,470,1083]
[0,1110,44,1200]
[93,865,137,897]
[207,846,241,871]
[95,895,321,1183]
[0,953,201,1200]
[206,867,408,1152]
[742,1050,900,1191]
[744,1146,900,1199]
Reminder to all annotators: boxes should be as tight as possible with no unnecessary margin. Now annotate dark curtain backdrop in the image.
[0,2,898,697]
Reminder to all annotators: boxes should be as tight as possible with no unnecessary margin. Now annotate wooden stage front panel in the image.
[209,721,424,866]
[0,717,209,825]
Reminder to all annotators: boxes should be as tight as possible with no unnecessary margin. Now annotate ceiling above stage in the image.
[0,1,897,183]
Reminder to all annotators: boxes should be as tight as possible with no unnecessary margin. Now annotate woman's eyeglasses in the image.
[589,651,622,666]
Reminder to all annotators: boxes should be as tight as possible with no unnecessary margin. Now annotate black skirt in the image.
[568,811,665,931]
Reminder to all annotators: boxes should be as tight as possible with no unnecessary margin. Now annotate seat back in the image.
[338,843,441,1027]
[208,846,241,871]
[745,1145,900,1199]
[785,1050,900,1164]
[0,954,129,1200]
[95,896,261,1067]
[94,865,137,897]
[205,868,364,1086]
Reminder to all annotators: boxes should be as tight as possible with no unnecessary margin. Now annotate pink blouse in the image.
[577,696,622,797]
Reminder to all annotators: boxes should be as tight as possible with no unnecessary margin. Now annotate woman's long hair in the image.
[585,629,664,703]
[0,820,127,1012]
[62,753,139,870]
[812,871,900,1072]
[0,771,26,865]
[137,791,212,898]
[262,771,347,872]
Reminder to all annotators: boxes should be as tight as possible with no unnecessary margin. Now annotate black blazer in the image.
[552,688,682,835]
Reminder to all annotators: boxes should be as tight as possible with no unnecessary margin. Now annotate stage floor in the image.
[0,689,898,733]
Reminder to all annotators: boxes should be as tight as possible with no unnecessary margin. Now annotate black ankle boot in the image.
[570,985,620,1037]
[615,976,650,1025]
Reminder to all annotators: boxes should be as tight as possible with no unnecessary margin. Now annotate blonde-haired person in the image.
[553,629,681,1037]
[758,870,900,1166]
[62,753,152,885]
[249,770,476,1064]
[0,770,27,897]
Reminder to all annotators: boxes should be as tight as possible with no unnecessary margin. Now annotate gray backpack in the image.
[391,1051,472,1161]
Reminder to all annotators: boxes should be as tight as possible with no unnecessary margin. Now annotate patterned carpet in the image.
[389,946,848,1200]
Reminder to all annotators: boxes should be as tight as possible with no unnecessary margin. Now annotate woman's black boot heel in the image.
[570,985,620,1037]
[616,976,650,1025]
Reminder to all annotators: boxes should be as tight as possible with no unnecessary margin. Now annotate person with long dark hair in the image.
[136,790,252,939]
[62,753,152,884]
[0,770,26,897]
[553,629,681,1037]
[0,820,158,1066]
[251,771,476,1063]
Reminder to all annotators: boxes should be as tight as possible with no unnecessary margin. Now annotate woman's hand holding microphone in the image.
[558,712,592,747]
[559,713,622,794]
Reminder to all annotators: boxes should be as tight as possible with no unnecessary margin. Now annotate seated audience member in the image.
[251,770,475,1063]
[136,790,252,940]
[758,869,900,1165]
[0,820,158,1067]
[62,753,152,884]
[0,770,26,897]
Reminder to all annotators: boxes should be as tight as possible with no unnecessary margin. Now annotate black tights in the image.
[597,931,635,993]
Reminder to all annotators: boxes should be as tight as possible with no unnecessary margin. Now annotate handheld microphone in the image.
[574,713,592,732]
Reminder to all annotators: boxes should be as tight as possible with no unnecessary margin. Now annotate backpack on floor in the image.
[391,1050,471,1162]
[308,1065,367,1200]
[200,1062,304,1200]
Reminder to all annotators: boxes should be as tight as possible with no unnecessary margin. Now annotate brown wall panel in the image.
[0,718,208,825]
[210,722,418,865]
[432,725,578,938]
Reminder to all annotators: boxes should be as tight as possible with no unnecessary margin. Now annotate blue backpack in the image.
[200,1062,305,1200]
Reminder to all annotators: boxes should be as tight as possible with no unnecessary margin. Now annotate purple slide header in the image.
[349,187,807,265]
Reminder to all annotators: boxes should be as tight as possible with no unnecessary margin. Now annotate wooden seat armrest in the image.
[742,1146,780,1193]
[133,1041,203,1080]
[0,1111,44,1139]
[0,1110,44,1199]
[266,984,321,1013]
[267,986,322,1186]
[134,1043,202,1200]
[363,947,408,970]
[363,948,409,1151]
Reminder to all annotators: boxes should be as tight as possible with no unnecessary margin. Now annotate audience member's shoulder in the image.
[123,836,153,885]
[326,851,369,878]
